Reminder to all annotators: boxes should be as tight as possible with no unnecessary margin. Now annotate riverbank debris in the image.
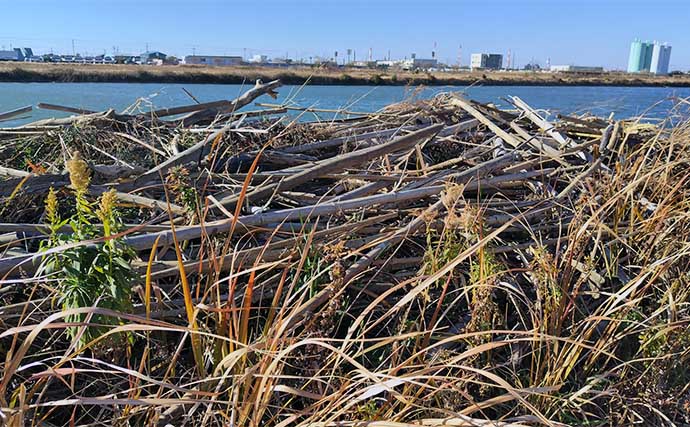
[1,81,689,426]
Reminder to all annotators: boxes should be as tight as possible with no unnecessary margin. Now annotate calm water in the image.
[2,82,690,127]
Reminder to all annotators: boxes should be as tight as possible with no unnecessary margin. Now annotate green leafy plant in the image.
[40,152,136,347]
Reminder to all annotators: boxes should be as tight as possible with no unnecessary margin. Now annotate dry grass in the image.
[1,61,690,86]
[1,91,690,427]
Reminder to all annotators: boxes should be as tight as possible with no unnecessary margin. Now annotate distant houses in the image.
[140,51,167,64]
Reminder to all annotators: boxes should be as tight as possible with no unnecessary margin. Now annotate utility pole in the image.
[72,39,75,56]
[458,44,462,67]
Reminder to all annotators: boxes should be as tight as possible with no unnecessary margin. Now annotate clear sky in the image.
[1,0,688,70]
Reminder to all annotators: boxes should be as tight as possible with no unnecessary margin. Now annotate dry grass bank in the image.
[1,61,690,86]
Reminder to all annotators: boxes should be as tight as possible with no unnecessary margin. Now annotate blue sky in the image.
[1,0,688,70]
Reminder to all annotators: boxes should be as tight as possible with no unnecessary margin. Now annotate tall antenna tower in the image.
[432,41,437,59]
[506,49,512,69]
[457,44,462,67]
[368,47,372,62]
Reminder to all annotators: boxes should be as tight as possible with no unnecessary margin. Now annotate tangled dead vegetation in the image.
[1,82,689,426]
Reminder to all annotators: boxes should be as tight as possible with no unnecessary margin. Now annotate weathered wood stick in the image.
[0,166,32,179]
[145,212,397,280]
[0,105,32,121]
[215,123,445,209]
[450,96,522,148]
[510,96,570,146]
[178,79,282,125]
[133,123,233,186]
[556,113,607,129]
[37,103,96,115]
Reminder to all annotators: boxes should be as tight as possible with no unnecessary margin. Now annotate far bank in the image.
[1,62,690,87]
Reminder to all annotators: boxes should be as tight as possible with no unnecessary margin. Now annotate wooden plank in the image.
[449,96,522,148]
[37,103,96,115]
[0,105,32,121]
[510,96,569,146]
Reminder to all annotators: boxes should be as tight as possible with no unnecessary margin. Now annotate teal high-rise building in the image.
[627,39,654,73]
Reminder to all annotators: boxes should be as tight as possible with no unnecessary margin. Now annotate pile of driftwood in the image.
[0,80,641,315]
[5,79,690,426]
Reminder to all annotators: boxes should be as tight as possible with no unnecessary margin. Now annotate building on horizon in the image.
[400,57,437,70]
[470,53,503,70]
[550,65,604,73]
[249,54,268,64]
[628,40,654,73]
[140,51,167,64]
[0,47,32,61]
[650,43,671,75]
[184,55,244,66]
[628,40,671,74]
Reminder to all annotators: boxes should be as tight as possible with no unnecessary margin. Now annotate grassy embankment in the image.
[2,61,690,86]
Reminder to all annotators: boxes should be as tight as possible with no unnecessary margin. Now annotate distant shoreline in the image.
[2,62,690,87]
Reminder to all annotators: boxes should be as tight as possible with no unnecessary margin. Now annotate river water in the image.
[2,82,690,127]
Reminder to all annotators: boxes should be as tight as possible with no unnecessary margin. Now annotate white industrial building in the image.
[470,53,503,70]
[650,43,672,75]
[375,58,437,70]
[184,55,244,66]
[400,58,437,70]
[550,65,604,73]
[249,54,268,64]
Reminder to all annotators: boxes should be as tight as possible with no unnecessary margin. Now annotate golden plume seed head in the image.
[97,189,117,222]
[441,182,464,210]
[66,151,91,193]
[456,205,480,233]
[45,187,59,224]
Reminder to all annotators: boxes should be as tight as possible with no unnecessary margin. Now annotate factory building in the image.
[470,53,503,70]
[550,65,604,73]
[400,58,438,70]
[0,48,31,61]
[184,55,244,66]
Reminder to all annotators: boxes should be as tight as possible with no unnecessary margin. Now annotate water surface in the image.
[1,82,689,127]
